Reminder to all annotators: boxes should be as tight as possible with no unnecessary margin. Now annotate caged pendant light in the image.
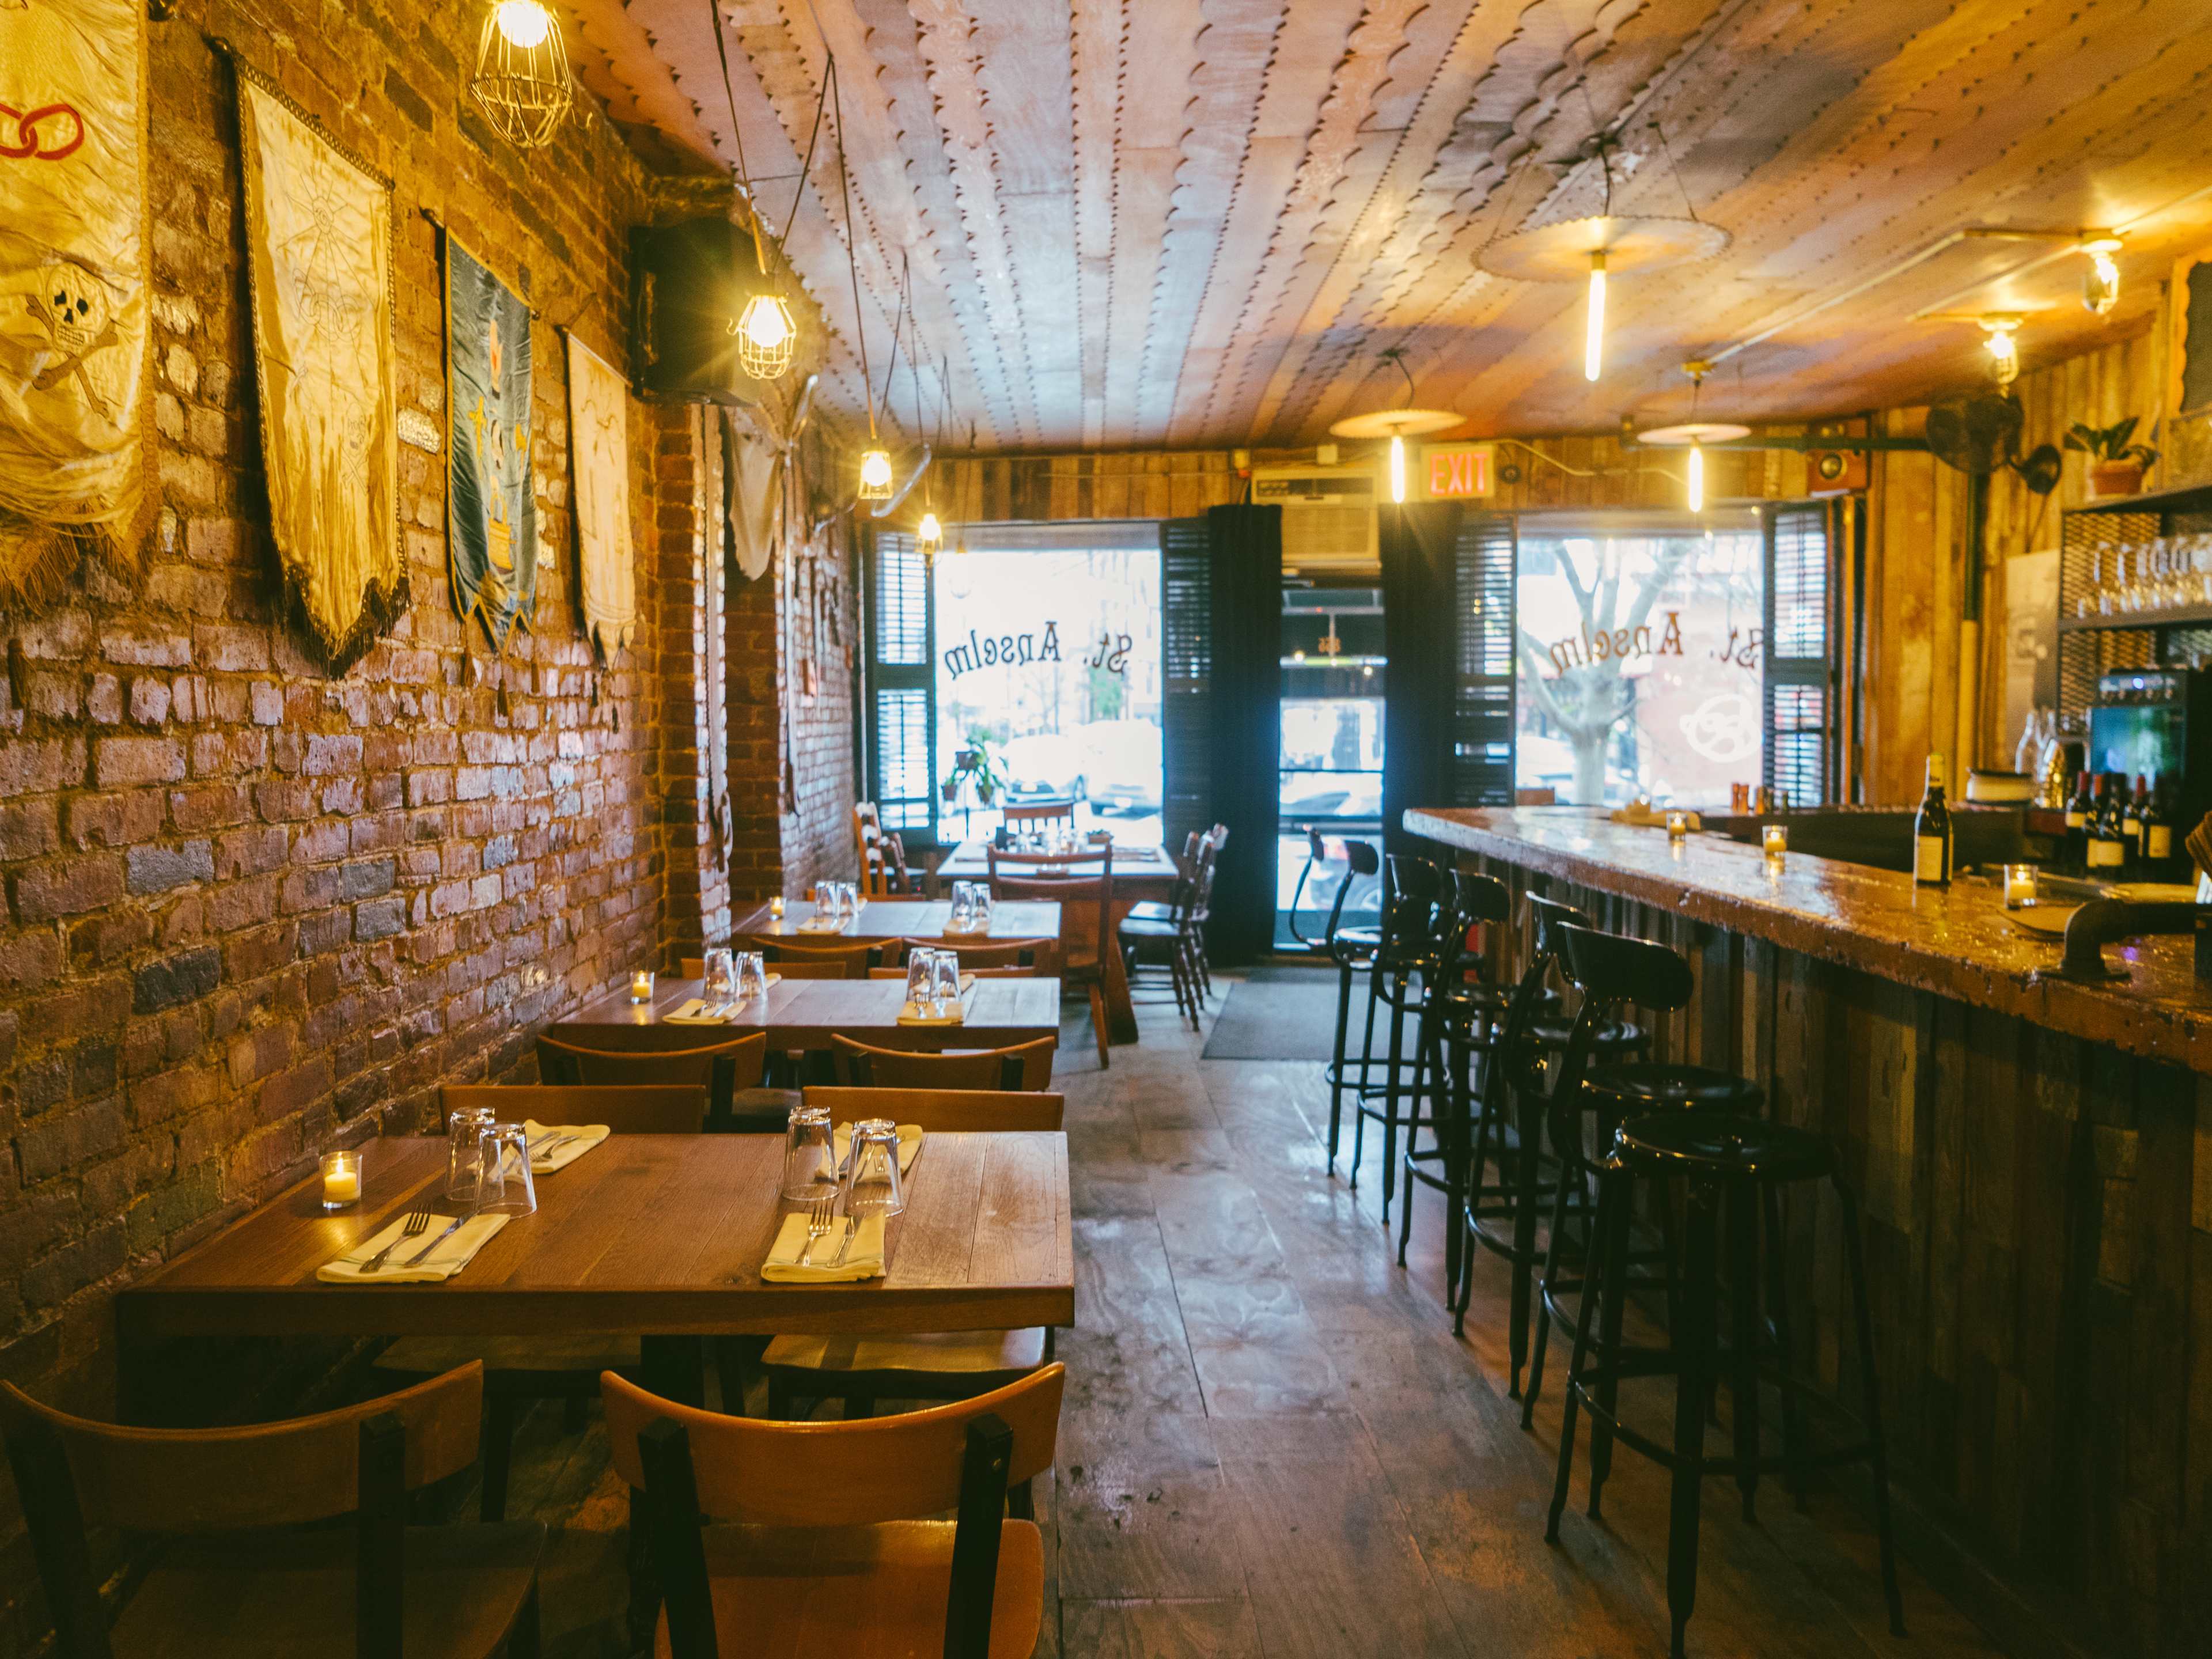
[470,0,574,149]
[706,0,798,380]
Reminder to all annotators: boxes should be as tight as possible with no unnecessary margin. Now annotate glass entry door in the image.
[1276,586,1385,949]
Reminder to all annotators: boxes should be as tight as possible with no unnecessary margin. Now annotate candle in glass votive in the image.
[320,1148,362,1211]
[1666,810,1689,840]
[1762,823,1788,858]
[769,895,785,921]
[2003,863,2039,910]
[629,968,656,1003]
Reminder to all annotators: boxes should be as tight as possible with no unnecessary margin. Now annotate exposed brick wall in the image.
[0,5,853,1646]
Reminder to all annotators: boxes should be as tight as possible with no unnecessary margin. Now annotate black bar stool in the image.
[1450,893,1646,1381]
[1346,855,1442,1219]
[1521,921,1762,1430]
[1288,830,1384,1176]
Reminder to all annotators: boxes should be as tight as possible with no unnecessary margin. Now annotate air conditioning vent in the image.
[1252,466,1380,574]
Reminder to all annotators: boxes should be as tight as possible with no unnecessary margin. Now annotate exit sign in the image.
[1419,442,1495,499]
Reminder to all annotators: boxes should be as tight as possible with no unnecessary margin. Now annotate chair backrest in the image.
[802,1086,1066,1132]
[1002,800,1078,828]
[441,1084,708,1135]
[1553,921,1695,1014]
[604,1365,1065,1659]
[1491,893,1597,1100]
[766,960,858,980]
[990,846,1112,974]
[831,1033,1057,1090]
[893,937,1045,969]
[1376,854,1444,975]
[536,1032,768,1098]
[757,938,881,977]
[870,965,1037,980]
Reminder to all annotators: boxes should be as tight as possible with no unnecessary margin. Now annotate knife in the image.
[400,1214,469,1268]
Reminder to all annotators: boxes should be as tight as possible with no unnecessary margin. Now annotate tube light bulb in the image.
[1687,441,1705,513]
[1982,319,2019,386]
[1389,433,1406,504]
[2084,248,2120,316]
[1584,252,1607,382]
[494,0,552,48]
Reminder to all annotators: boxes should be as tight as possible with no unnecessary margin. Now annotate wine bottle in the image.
[1913,755,1953,887]
[2086,775,2124,876]
[2143,774,2173,876]
[2123,774,2146,873]
[2065,768,2094,873]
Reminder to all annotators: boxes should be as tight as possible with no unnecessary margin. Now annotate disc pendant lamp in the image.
[1329,347,1459,504]
[1636,362,1748,513]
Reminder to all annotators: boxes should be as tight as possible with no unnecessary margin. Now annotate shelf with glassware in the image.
[2054,491,2212,719]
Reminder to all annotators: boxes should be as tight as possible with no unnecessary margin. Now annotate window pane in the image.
[876,539,928,665]
[875,687,932,828]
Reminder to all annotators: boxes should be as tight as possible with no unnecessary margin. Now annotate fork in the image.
[794,1194,836,1267]
[355,1211,431,1274]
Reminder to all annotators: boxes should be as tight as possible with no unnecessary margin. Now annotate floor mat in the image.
[1201,974,1343,1060]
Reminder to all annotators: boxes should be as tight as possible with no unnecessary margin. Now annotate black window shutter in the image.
[1161,516,1213,853]
[1452,510,1518,806]
[1763,502,1836,806]
[865,529,938,842]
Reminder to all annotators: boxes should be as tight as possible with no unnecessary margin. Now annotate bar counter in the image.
[1410,805,2207,1658]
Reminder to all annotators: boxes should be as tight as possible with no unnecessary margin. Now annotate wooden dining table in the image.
[933,839,1187,1045]
[547,973,1063,1054]
[732,897,1062,957]
[115,1131,1074,1415]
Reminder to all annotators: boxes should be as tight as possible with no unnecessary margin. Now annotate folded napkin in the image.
[797,915,851,934]
[665,975,781,1024]
[898,979,978,1026]
[831,1122,923,1176]
[318,1213,510,1285]
[760,1210,888,1283]
[522,1118,608,1173]
[1609,801,1699,830]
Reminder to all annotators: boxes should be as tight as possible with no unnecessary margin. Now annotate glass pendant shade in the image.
[858,448,895,501]
[472,0,573,149]
[736,292,797,378]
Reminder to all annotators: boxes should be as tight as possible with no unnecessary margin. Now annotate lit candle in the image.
[1762,823,1788,858]
[321,1149,362,1211]
[2003,863,2039,910]
[1666,810,1689,840]
[769,895,785,921]
[629,968,656,1003]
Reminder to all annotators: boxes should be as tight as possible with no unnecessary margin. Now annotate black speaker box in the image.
[628,215,770,403]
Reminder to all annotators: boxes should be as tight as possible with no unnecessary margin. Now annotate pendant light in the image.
[1328,347,1459,504]
[469,0,574,149]
[704,0,802,380]
[1478,123,1729,388]
[1635,362,1748,513]
[2079,233,2122,316]
[1980,315,2022,387]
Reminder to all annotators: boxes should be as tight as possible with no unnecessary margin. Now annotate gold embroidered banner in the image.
[0,0,151,604]
[565,332,635,660]
[237,70,403,671]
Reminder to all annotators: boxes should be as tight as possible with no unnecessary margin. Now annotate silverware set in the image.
[793,1192,857,1270]
[350,1208,468,1275]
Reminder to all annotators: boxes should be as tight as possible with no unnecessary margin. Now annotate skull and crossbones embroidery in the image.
[27,260,118,418]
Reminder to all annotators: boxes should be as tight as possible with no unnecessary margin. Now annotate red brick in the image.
[94,736,185,788]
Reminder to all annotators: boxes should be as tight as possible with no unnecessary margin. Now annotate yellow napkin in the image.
[666,975,779,1024]
[831,1122,923,1176]
[318,1213,510,1285]
[760,1210,887,1283]
[897,979,976,1027]
[522,1118,608,1173]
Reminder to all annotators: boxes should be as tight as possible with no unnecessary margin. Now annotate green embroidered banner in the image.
[445,238,535,647]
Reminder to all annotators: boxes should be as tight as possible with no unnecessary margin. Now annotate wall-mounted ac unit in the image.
[1251,465,1380,575]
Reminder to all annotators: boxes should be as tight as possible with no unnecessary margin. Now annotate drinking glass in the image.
[446,1104,497,1202]
[971,881,993,927]
[931,949,962,1012]
[733,949,768,1003]
[702,947,736,1006]
[906,946,943,1017]
[839,881,859,919]
[780,1103,836,1200]
[476,1123,537,1216]
[949,881,976,929]
[840,1118,906,1219]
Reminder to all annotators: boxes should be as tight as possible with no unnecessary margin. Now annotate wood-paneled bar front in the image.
[1408,807,2209,1659]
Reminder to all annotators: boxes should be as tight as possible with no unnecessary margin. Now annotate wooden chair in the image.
[855,803,921,896]
[440,1083,709,1135]
[603,1365,1064,1659]
[869,965,1037,980]
[756,938,882,978]
[0,1363,544,1659]
[1001,798,1078,832]
[891,937,1051,970]
[536,1032,767,1109]
[759,1089,1066,1420]
[831,1033,1057,1090]
[990,844,1113,1067]
[1120,834,1209,1024]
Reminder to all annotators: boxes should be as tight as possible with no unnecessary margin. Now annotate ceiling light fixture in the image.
[1980,314,2022,387]
[1584,252,1607,381]
[2080,233,2122,315]
[705,0,807,381]
[1637,362,1749,513]
[470,0,573,149]
[1330,347,1459,504]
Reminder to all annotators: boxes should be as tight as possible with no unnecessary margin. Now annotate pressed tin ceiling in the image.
[567,0,2212,454]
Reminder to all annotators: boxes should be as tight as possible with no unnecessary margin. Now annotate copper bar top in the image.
[1407,805,2212,1075]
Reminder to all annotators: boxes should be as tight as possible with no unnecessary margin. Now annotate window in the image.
[864,532,935,836]
[1763,501,1835,806]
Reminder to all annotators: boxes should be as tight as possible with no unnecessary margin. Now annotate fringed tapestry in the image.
[236,66,402,672]
[564,331,634,660]
[446,239,535,649]
[0,0,152,607]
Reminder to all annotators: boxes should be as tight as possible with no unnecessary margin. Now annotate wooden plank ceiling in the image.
[568,0,2212,454]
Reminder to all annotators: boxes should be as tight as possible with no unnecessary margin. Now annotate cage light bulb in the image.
[2084,248,2120,316]
[1687,441,1705,513]
[858,447,894,498]
[1389,433,1406,503]
[918,510,942,544]
[494,0,552,48]
[1983,319,2020,385]
[1584,252,1607,382]
[739,293,792,350]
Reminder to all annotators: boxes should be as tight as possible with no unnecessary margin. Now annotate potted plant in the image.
[2065,416,2158,499]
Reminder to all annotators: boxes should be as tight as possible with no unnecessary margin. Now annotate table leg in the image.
[641,1335,706,1408]
[1102,905,1139,1045]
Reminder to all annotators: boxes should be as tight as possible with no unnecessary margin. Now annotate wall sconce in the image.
[1980,315,2021,387]
[2080,233,2122,316]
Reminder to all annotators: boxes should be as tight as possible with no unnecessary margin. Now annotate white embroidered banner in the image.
[565,332,635,659]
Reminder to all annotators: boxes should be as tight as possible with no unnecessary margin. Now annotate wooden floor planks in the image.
[479,977,2028,1658]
